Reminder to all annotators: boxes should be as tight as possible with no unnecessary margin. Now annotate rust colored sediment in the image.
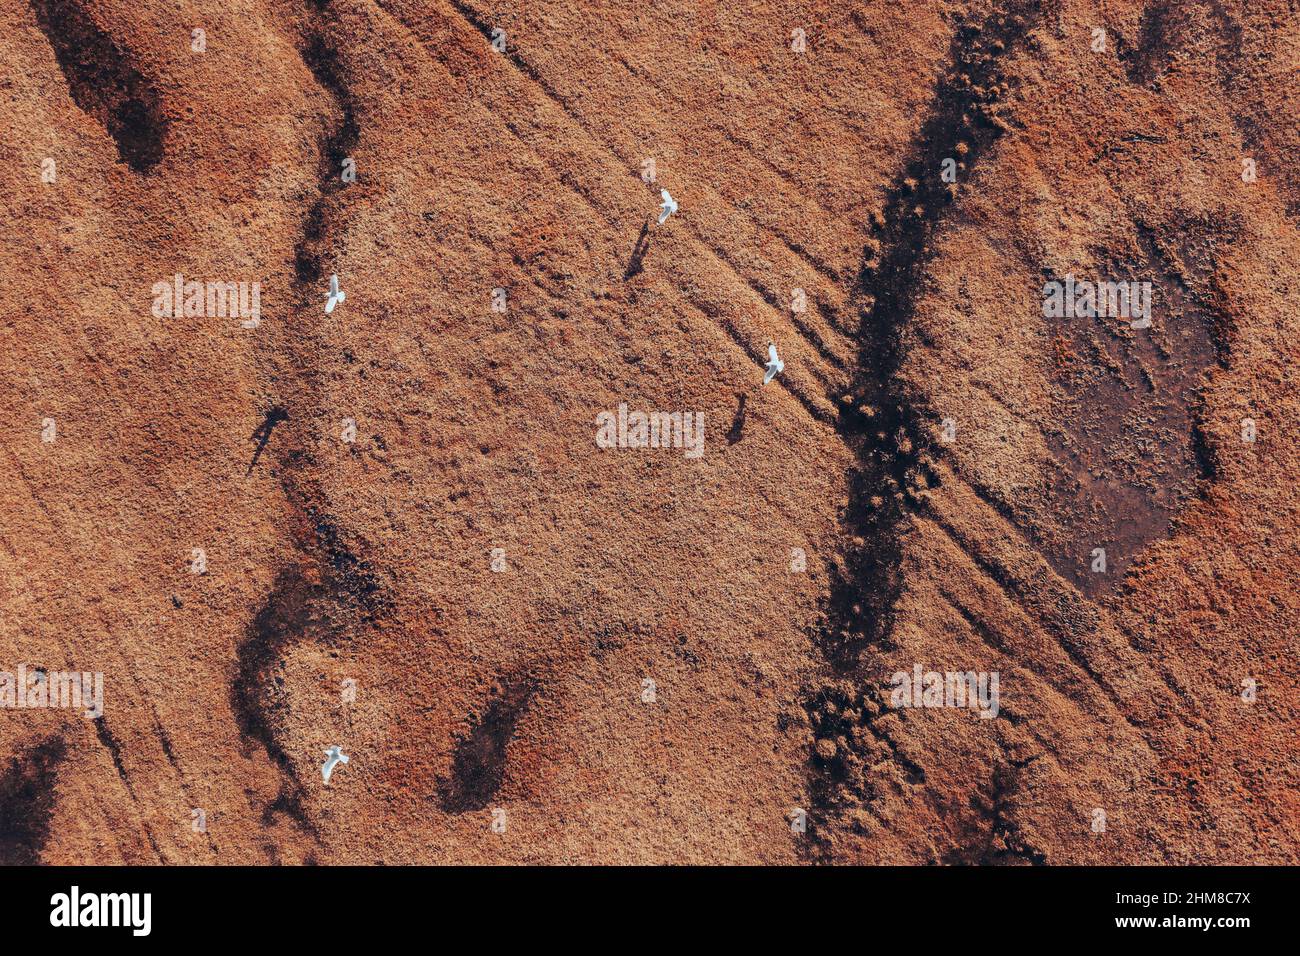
[0,0,1296,864]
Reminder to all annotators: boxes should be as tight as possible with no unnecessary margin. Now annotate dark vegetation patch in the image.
[0,736,66,865]
[438,675,538,813]
[799,0,1048,857]
[30,0,167,172]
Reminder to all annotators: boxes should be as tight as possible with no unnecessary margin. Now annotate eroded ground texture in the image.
[0,0,1296,864]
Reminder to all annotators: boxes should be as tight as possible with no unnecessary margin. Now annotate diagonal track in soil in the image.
[386,0,856,385]
[1204,0,1300,224]
[293,0,361,289]
[0,448,209,861]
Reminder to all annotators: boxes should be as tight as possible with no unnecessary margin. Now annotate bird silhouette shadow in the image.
[726,393,748,445]
[246,406,290,476]
[623,220,652,280]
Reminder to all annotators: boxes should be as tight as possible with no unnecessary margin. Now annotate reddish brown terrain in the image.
[0,0,1296,864]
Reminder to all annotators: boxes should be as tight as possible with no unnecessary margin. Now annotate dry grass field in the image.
[0,0,1296,864]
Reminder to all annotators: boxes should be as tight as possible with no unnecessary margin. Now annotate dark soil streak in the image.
[818,2,1045,667]
[800,0,1049,857]
[0,736,65,864]
[1117,0,1184,87]
[943,756,1048,865]
[438,675,538,813]
[232,0,379,850]
[29,0,167,173]
[294,14,362,286]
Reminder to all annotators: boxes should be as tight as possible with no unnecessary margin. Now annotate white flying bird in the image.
[324,273,346,314]
[764,343,784,385]
[322,745,349,785]
[657,189,678,225]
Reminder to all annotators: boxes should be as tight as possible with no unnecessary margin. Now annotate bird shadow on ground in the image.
[246,406,290,476]
[727,393,748,444]
[623,220,651,279]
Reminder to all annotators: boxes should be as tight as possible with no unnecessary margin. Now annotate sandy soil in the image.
[0,0,1296,864]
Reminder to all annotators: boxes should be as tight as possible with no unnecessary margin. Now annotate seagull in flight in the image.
[322,745,349,785]
[657,189,678,225]
[324,273,346,314]
[764,343,784,385]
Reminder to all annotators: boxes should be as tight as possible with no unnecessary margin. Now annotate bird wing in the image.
[661,189,672,205]
[329,274,339,294]
[768,344,779,363]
